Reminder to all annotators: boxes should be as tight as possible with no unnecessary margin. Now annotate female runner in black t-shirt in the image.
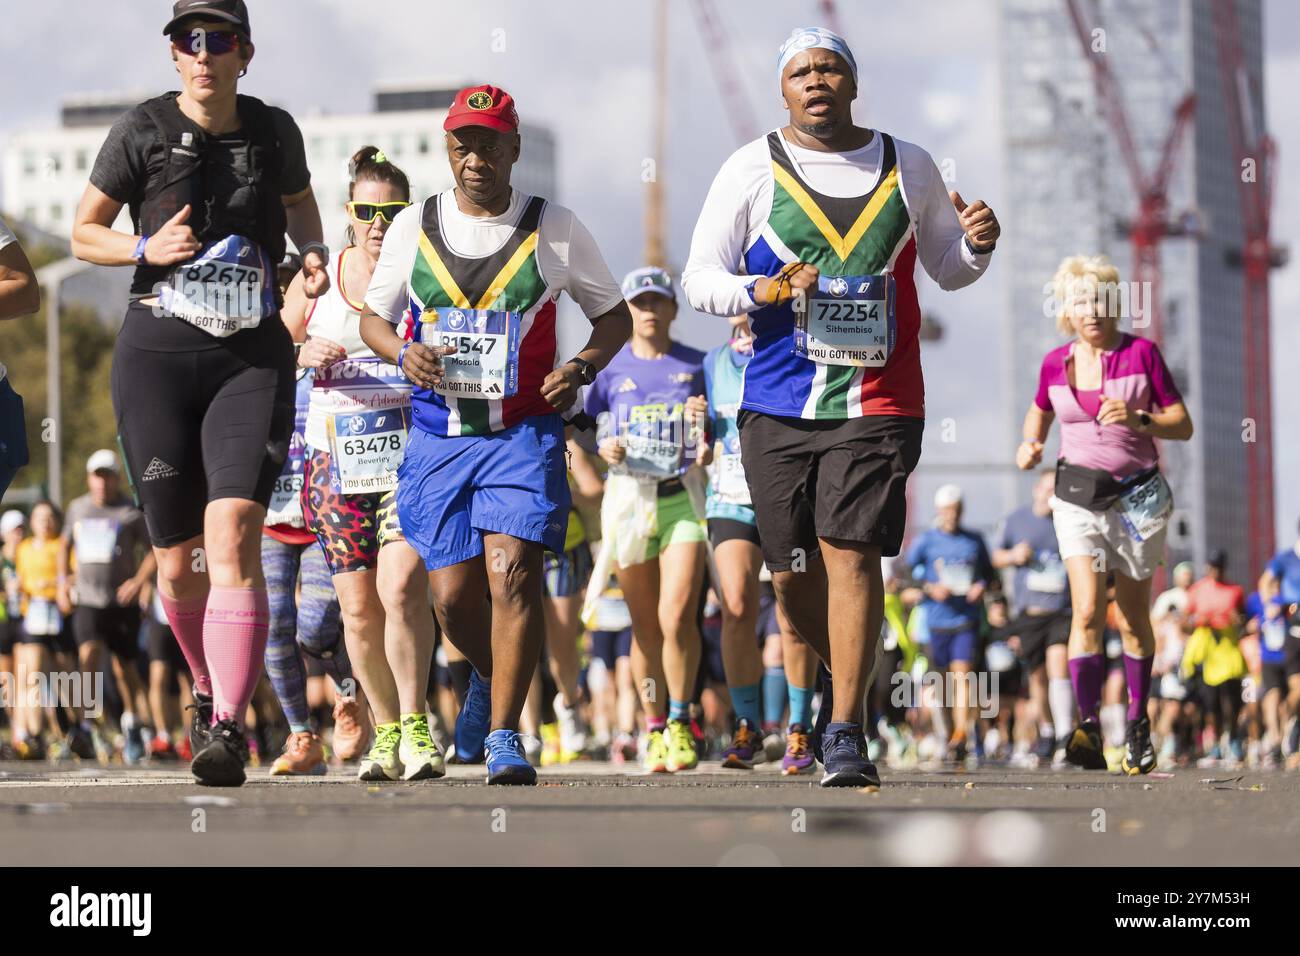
[70,1,331,786]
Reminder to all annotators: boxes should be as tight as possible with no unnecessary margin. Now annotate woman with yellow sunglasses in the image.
[279,147,442,782]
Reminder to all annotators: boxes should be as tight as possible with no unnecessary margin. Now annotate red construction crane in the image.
[1211,0,1286,576]
[1064,0,1196,346]
[688,0,760,145]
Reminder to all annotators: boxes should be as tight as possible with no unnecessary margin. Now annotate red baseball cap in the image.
[444,85,519,134]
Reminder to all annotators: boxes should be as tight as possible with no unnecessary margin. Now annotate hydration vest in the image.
[133,92,288,300]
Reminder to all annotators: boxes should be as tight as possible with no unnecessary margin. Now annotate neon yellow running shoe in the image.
[643,729,669,773]
[399,713,445,781]
[665,719,699,772]
[358,722,403,781]
[540,722,562,767]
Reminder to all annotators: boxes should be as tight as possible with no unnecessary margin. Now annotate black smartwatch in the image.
[1137,409,1152,430]
[568,357,598,385]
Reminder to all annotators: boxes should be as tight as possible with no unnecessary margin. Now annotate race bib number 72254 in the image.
[793,274,896,367]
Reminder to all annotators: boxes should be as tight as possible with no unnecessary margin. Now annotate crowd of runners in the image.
[1,5,1297,787]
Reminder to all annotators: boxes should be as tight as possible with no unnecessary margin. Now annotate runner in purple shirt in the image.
[1015,255,1193,776]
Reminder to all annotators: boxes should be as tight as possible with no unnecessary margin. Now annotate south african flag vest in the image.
[741,131,924,420]
[407,190,558,437]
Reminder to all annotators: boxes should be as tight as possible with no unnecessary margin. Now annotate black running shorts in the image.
[737,410,923,571]
[72,604,143,661]
[1011,609,1072,671]
[707,517,761,550]
[112,303,296,547]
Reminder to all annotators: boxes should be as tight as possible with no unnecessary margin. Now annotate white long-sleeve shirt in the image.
[682,129,990,318]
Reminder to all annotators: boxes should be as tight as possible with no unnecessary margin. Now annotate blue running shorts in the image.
[397,414,570,571]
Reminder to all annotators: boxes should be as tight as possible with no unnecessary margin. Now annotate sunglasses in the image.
[346,201,410,224]
[170,29,243,56]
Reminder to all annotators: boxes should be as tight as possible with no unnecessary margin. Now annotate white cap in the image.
[934,483,963,508]
[0,510,25,536]
[86,448,119,474]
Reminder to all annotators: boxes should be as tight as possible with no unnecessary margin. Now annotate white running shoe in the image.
[553,693,588,758]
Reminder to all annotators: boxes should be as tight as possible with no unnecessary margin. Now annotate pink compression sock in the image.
[204,586,270,725]
[160,592,212,696]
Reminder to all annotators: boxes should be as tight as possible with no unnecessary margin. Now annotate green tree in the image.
[1,297,117,506]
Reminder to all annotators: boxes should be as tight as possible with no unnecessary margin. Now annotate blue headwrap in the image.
[776,26,858,86]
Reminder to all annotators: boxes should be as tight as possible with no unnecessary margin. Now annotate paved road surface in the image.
[2,760,1294,866]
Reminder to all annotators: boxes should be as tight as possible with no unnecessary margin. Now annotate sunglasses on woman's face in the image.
[171,29,243,56]
[346,201,410,224]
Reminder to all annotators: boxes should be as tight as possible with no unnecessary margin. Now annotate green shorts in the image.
[646,489,706,561]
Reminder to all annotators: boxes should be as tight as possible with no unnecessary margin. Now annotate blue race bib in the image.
[420,308,521,399]
[794,274,896,367]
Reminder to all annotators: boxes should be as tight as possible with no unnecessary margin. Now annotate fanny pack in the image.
[1054,459,1157,511]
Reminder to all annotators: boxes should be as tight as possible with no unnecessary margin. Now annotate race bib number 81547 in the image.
[794,274,896,367]
[421,308,521,398]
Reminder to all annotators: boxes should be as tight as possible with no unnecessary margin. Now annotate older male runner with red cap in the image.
[359,85,632,784]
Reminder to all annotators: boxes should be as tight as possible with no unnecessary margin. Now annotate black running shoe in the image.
[1121,716,1156,775]
[811,665,833,765]
[65,725,96,761]
[191,718,250,787]
[187,692,213,755]
[1064,719,1108,770]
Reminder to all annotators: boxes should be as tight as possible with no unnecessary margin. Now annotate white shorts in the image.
[1049,495,1168,581]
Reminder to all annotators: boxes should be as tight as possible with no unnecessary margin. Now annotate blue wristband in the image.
[396,341,413,372]
[133,235,150,265]
[744,277,760,305]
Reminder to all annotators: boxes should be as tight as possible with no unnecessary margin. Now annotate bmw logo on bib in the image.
[446,310,467,331]
[828,277,849,297]
[347,415,367,435]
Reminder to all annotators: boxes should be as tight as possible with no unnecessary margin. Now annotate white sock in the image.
[120,711,136,732]
[1101,703,1126,748]
[1049,679,1076,741]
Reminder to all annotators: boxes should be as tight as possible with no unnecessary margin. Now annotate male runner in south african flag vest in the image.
[359,85,632,785]
[682,28,1000,788]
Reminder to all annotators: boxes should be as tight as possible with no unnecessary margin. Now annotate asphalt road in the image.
[1,760,1295,866]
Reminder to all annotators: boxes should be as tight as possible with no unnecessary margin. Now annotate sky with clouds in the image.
[1,0,1295,543]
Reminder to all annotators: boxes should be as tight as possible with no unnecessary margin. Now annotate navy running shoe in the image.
[485,729,537,786]
[452,669,491,764]
[820,723,881,789]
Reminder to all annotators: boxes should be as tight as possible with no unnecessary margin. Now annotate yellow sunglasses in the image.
[346,201,410,224]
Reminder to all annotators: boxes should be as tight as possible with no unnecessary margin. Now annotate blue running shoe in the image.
[811,666,833,765]
[452,669,491,764]
[125,725,146,765]
[485,729,537,786]
[820,723,881,789]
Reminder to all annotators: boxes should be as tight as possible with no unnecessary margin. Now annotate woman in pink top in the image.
[1015,255,1193,776]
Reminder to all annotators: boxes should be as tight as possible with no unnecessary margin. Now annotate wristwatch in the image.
[1137,409,1152,430]
[133,235,150,265]
[299,241,329,264]
[568,357,598,385]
